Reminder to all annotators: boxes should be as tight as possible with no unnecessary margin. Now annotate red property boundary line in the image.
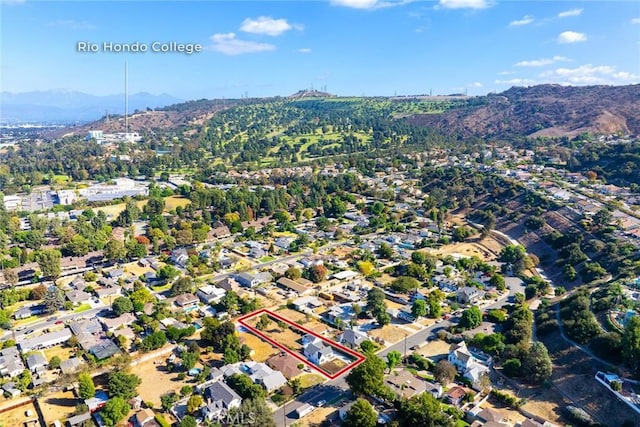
[236,309,366,380]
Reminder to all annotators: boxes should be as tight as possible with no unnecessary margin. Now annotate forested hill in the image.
[407,84,640,139]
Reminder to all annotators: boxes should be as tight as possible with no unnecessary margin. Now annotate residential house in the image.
[448,341,490,390]
[202,381,242,421]
[471,408,507,425]
[216,277,239,292]
[0,346,26,378]
[13,304,46,320]
[85,390,109,412]
[248,247,267,259]
[95,285,121,300]
[277,277,312,296]
[2,382,21,398]
[385,369,429,399]
[18,328,72,352]
[69,319,103,349]
[303,337,334,365]
[133,408,157,427]
[457,286,484,304]
[65,289,92,305]
[66,412,92,427]
[234,272,262,288]
[245,361,288,392]
[266,353,302,379]
[197,285,226,304]
[338,329,368,349]
[174,293,199,311]
[89,340,120,360]
[59,357,83,375]
[25,352,47,373]
[292,296,323,313]
[445,386,466,407]
[171,248,189,267]
[107,269,124,280]
[99,313,136,333]
[274,237,295,251]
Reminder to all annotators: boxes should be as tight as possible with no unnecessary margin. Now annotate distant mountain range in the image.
[0,90,183,123]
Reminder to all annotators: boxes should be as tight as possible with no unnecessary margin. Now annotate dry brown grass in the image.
[42,346,73,363]
[0,400,38,427]
[239,332,279,362]
[367,324,408,344]
[41,391,78,425]
[135,357,191,407]
[415,339,451,361]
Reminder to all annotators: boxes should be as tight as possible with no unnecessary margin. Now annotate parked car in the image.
[316,400,327,407]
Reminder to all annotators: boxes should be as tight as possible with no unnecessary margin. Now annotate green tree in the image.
[521,342,552,384]
[390,276,420,294]
[139,331,167,352]
[307,264,328,283]
[170,276,194,296]
[386,350,402,372]
[433,360,457,385]
[460,306,483,329]
[411,299,427,318]
[186,394,203,413]
[622,316,640,374]
[49,355,62,369]
[78,373,96,399]
[345,398,378,427]
[377,242,393,259]
[44,286,65,314]
[111,296,134,316]
[489,274,506,291]
[226,398,276,427]
[227,373,265,400]
[108,371,141,400]
[104,239,127,262]
[179,416,197,427]
[101,397,131,427]
[346,354,386,397]
[37,249,62,279]
[284,267,301,280]
[503,358,522,377]
[398,392,453,427]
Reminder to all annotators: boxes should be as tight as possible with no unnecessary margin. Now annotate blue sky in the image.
[1,0,639,99]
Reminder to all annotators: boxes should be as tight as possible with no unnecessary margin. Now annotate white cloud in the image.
[515,56,569,67]
[539,64,640,85]
[468,82,483,88]
[240,17,301,36]
[495,78,536,86]
[558,8,583,18]
[632,17,640,24]
[557,31,587,43]
[438,0,491,9]
[297,48,312,54]
[497,71,515,76]
[48,20,96,30]
[208,33,275,56]
[509,15,534,26]
[330,0,412,10]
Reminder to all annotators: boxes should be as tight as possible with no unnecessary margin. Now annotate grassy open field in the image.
[42,346,73,363]
[94,195,191,219]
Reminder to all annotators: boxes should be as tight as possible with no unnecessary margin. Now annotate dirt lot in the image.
[239,331,279,362]
[424,239,500,262]
[367,324,409,344]
[539,328,640,426]
[0,400,38,427]
[244,320,305,353]
[41,390,78,425]
[123,261,156,278]
[415,339,451,361]
[320,359,348,376]
[298,373,325,388]
[274,308,306,323]
[135,357,191,407]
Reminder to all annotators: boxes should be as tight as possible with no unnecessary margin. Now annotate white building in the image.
[448,341,490,390]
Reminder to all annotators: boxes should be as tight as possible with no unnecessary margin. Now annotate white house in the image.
[303,337,334,365]
[448,341,490,390]
[202,381,242,421]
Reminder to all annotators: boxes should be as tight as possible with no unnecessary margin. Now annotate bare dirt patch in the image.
[416,339,451,361]
[298,373,325,388]
[367,324,408,344]
[0,400,38,427]
[274,308,306,323]
[135,357,191,407]
[41,390,78,425]
[239,331,279,362]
